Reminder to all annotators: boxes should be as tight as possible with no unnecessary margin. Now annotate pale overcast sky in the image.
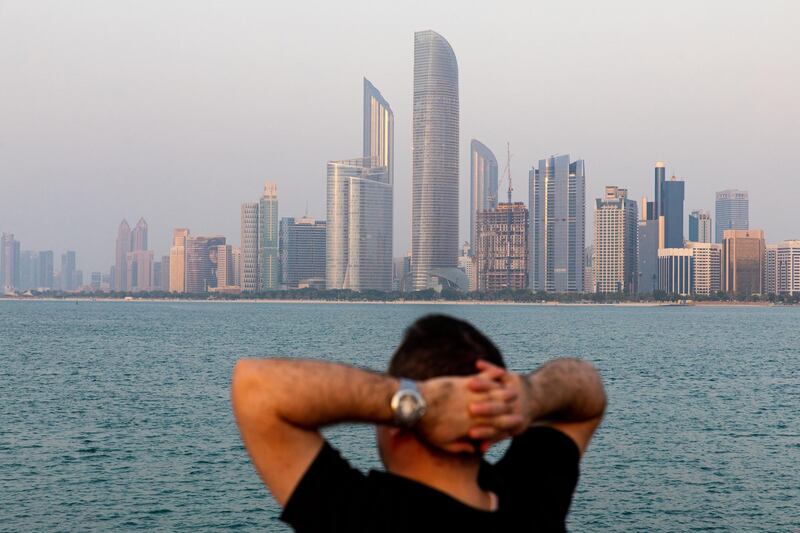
[1,0,798,273]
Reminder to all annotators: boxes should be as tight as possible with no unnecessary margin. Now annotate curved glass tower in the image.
[470,139,498,254]
[411,30,459,290]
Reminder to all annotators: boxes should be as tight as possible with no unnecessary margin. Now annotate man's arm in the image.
[469,358,607,454]
[231,358,518,506]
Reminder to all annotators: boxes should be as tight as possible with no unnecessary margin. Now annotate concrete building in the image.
[583,245,594,293]
[593,186,638,294]
[169,228,189,293]
[689,210,712,243]
[258,181,279,291]
[411,30,459,290]
[114,220,131,291]
[392,254,412,292]
[131,218,148,251]
[38,250,54,289]
[185,235,226,293]
[722,229,764,296]
[231,247,241,288]
[475,203,528,292]
[715,190,749,244]
[214,244,236,289]
[457,242,477,292]
[529,155,586,292]
[658,248,694,295]
[687,242,722,295]
[470,140,498,253]
[765,240,800,295]
[327,159,392,291]
[160,255,170,291]
[90,271,102,290]
[126,250,153,291]
[280,217,326,289]
[19,250,38,291]
[1,233,20,292]
[60,251,77,291]
[240,202,259,292]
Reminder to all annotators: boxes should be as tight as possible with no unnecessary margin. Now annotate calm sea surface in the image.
[1,300,798,532]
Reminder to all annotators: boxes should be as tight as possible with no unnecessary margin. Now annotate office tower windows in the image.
[411,30,459,290]
[470,140,499,253]
[529,155,586,292]
[114,220,131,291]
[662,177,685,248]
[231,247,241,288]
[185,235,226,293]
[654,162,666,218]
[126,250,153,291]
[60,251,76,291]
[258,182,279,291]
[722,229,765,296]
[169,228,189,293]
[774,241,800,295]
[160,255,170,291]
[687,242,722,295]
[38,250,54,289]
[214,245,235,288]
[715,189,749,244]
[475,203,529,292]
[240,202,259,292]
[132,218,148,251]
[280,217,326,289]
[1,233,20,292]
[658,248,694,295]
[689,210,712,243]
[363,78,394,184]
[593,186,638,294]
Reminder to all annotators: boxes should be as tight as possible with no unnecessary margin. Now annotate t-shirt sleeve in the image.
[492,425,580,530]
[280,440,368,532]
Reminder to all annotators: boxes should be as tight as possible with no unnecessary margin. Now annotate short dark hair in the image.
[388,315,505,380]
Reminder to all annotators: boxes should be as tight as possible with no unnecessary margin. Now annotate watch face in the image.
[398,393,419,419]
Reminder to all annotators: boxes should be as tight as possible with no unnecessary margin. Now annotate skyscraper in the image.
[326,159,392,291]
[60,251,77,291]
[722,229,764,296]
[185,235,226,293]
[131,218,148,251]
[1,233,20,292]
[475,203,528,292]
[258,181,279,291]
[593,186,638,294]
[687,242,722,296]
[411,30,459,291]
[126,250,153,291]
[38,250,54,289]
[114,220,131,291]
[470,140,498,253]
[19,250,38,291]
[160,255,170,291]
[773,241,800,295]
[240,202,259,292]
[662,176,685,248]
[169,228,189,293]
[654,162,666,218]
[715,189,749,244]
[658,248,694,295]
[363,78,394,183]
[529,155,586,292]
[280,217,326,289]
[215,244,235,288]
[688,210,712,243]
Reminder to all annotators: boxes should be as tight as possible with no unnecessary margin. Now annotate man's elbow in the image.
[231,359,276,426]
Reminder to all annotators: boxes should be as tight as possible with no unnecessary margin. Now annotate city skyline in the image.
[2,2,797,273]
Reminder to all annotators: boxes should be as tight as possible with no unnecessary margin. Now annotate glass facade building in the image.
[658,248,694,295]
[470,139,498,254]
[662,178,685,248]
[1,233,20,292]
[185,235,226,293]
[280,217,326,289]
[169,228,189,293]
[114,220,131,291]
[363,78,393,184]
[258,182,279,291]
[326,159,392,291]
[240,202,259,292]
[715,189,749,244]
[411,30,459,291]
[722,229,764,296]
[688,210,712,243]
[529,155,586,292]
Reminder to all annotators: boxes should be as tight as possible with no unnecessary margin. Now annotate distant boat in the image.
[123,296,134,301]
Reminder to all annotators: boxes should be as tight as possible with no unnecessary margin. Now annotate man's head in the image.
[377,315,505,471]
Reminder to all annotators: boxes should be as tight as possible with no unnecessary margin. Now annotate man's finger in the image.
[475,363,506,382]
[467,377,503,392]
[469,400,512,417]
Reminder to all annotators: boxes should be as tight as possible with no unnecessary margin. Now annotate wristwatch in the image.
[390,378,427,428]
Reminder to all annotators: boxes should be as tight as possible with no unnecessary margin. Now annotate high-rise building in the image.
[687,242,722,296]
[688,210,712,243]
[19,250,37,291]
[654,162,666,219]
[169,228,189,293]
[392,254,412,292]
[658,248,694,295]
[470,140,498,253]
[231,247,241,288]
[215,244,235,288]
[90,271,102,290]
[326,159,392,291]
[637,219,660,294]
[258,181,279,291]
[240,202,259,292]
[131,218,148,251]
[280,217,326,289]
[160,255,170,291]
[529,155,586,292]
[475,203,528,292]
[457,242,477,292]
[38,250,54,289]
[411,30,459,291]
[593,186,638,294]
[662,176,685,248]
[765,240,800,296]
[583,246,595,293]
[1,233,20,292]
[185,235,226,293]
[114,220,131,291]
[363,78,394,184]
[715,190,749,244]
[126,250,153,291]
[60,251,77,291]
[152,261,163,291]
[722,229,764,296]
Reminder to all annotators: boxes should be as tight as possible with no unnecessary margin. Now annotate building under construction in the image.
[476,202,529,292]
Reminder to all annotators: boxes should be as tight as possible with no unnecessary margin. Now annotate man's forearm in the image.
[526,358,606,423]
[233,359,398,429]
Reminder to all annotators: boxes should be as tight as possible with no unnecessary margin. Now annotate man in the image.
[232,314,606,531]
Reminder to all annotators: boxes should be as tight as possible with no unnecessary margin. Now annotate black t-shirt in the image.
[281,426,580,532]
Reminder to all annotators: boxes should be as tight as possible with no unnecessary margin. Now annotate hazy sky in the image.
[2,0,798,273]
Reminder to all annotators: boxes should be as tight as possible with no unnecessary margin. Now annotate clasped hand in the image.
[416,360,533,454]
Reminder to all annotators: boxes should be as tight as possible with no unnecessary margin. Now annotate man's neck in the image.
[387,454,495,511]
